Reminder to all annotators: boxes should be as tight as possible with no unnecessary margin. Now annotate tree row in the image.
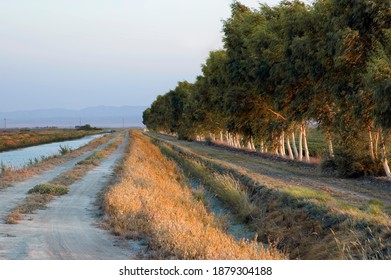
[143,0,391,178]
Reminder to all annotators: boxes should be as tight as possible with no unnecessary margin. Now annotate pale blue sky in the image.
[0,0,283,112]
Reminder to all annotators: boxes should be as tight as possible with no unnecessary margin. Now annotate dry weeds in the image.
[103,130,284,260]
[6,191,62,224]
[149,133,391,259]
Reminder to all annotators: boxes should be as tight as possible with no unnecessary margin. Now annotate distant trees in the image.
[76,124,101,131]
[143,0,391,178]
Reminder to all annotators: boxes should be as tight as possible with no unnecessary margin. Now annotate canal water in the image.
[0,134,104,170]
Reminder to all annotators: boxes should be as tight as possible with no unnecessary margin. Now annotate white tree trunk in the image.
[279,134,286,157]
[234,135,239,148]
[327,131,335,158]
[247,140,252,150]
[220,131,224,142]
[286,134,294,160]
[247,137,255,151]
[375,129,380,160]
[380,129,391,179]
[237,134,242,149]
[291,130,299,159]
[368,127,375,161]
[234,135,240,149]
[260,140,265,153]
[299,125,303,161]
[302,123,310,162]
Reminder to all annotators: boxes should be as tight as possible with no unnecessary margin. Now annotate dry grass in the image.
[158,144,257,223]
[0,129,100,152]
[149,133,391,259]
[103,130,284,260]
[332,228,391,260]
[5,185,67,224]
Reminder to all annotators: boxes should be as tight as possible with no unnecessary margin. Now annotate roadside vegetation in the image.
[6,184,69,224]
[0,128,101,152]
[5,132,126,224]
[103,130,284,260]
[151,134,391,260]
[159,143,257,224]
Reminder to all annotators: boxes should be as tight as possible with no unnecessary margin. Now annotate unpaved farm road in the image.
[152,133,391,205]
[0,132,141,259]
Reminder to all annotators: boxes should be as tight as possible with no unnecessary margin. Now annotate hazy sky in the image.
[0,0,283,112]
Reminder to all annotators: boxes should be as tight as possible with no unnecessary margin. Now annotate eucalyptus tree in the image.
[364,16,391,177]
[195,50,230,141]
[143,0,391,178]
[262,1,317,161]
[143,94,171,133]
[142,81,193,138]
[222,2,270,150]
[314,0,391,176]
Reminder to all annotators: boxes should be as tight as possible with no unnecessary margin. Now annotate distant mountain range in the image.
[0,106,148,128]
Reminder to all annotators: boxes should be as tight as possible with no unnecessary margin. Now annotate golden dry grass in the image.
[103,130,284,260]
[6,193,58,224]
[151,134,391,259]
[0,129,99,152]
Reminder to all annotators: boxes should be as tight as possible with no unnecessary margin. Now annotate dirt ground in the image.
[0,132,146,259]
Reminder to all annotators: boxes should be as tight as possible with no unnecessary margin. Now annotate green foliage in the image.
[59,145,73,155]
[0,161,8,174]
[143,0,391,178]
[28,184,69,196]
[77,151,104,166]
[77,124,101,131]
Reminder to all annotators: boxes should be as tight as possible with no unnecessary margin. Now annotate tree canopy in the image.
[143,0,391,178]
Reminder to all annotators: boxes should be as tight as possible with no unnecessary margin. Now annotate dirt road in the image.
[0,135,120,220]
[0,132,143,259]
[152,133,391,205]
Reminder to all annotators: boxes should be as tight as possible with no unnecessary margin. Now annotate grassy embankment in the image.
[5,133,126,224]
[0,128,102,153]
[150,134,391,260]
[103,130,284,260]
[0,132,118,190]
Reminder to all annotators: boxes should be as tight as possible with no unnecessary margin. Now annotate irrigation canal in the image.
[0,134,105,170]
